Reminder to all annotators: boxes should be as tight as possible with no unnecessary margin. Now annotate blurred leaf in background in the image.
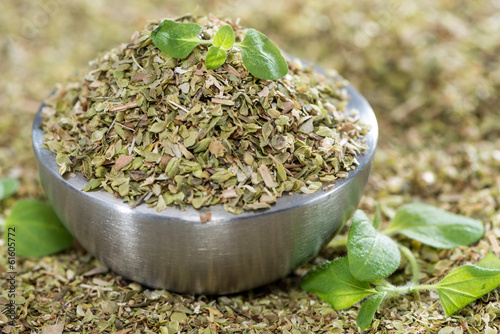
[0,178,19,201]
[5,200,74,257]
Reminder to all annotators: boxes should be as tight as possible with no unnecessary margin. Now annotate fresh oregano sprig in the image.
[151,19,288,80]
[301,203,497,330]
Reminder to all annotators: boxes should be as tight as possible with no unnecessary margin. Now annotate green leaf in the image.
[477,253,500,270]
[82,179,102,192]
[5,200,74,257]
[205,46,227,70]
[356,292,386,330]
[301,257,377,309]
[386,203,484,249]
[436,261,500,316]
[0,178,19,200]
[151,19,203,59]
[212,25,235,50]
[347,210,401,281]
[238,29,288,80]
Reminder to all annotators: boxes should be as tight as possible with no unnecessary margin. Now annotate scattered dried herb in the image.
[41,15,369,214]
[301,203,491,329]
[2,1,500,332]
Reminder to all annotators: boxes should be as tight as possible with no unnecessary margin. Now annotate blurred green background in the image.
[1,0,499,332]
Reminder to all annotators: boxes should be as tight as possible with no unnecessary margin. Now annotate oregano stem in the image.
[328,236,347,248]
[398,244,420,285]
[380,226,398,236]
[372,278,393,288]
[410,284,438,291]
[374,283,437,299]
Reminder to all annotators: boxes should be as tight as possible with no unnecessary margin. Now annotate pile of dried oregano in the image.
[41,15,369,214]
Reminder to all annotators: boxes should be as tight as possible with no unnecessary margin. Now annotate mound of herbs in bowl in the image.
[40,15,369,214]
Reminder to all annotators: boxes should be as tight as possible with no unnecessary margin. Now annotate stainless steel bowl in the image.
[32,84,377,294]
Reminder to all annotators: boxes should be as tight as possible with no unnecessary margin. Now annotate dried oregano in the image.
[40,15,369,214]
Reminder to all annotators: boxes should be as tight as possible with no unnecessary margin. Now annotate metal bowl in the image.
[32,84,377,294]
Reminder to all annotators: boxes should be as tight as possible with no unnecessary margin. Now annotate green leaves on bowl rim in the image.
[151,19,288,80]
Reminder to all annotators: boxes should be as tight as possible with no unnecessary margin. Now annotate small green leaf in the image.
[436,261,500,316]
[238,29,288,80]
[82,179,102,192]
[301,257,377,309]
[212,25,235,50]
[356,292,386,330]
[151,19,203,59]
[386,203,484,249]
[205,46,227,70]
[5,200,74,257]
[0,178,19,200]
[477,253,500,270]
[347,210,401,281]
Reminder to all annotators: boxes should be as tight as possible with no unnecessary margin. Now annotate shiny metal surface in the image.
[32,85,377,294]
